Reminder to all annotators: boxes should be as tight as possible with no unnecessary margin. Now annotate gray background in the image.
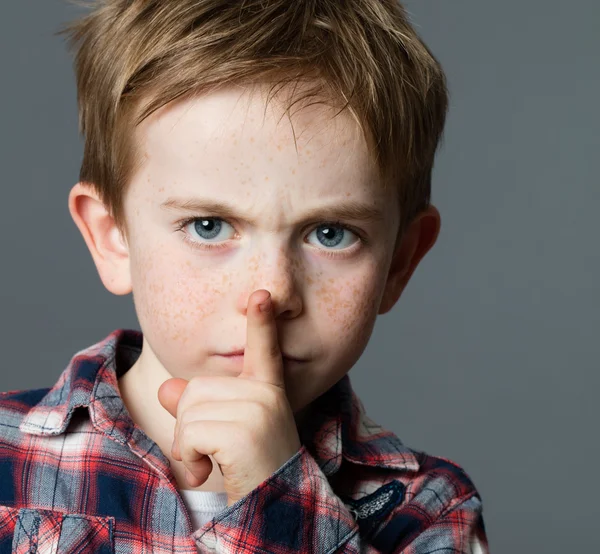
[1,1,598,552]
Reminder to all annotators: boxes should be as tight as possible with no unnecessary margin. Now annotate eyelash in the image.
[174,216,366,259]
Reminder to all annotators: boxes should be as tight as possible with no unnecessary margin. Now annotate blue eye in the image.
[190,218,235,241]
[175,216,362,255]
[306,224,358,250]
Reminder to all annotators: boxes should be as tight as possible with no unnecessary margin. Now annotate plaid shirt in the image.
[0,329,489,553]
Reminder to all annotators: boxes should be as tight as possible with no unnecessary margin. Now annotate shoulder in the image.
[336,386,485,520]
[0,388,53,503]
[0,387,51,410]
[0,387,51,435]
[329,440,488,551]
[384,444,484,525]
[347,440,484,523]
[392,447,486,539]
[412,448,482,501]
[0,387,51,404]
[369,448,488,551]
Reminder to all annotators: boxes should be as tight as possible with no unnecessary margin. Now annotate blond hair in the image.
[57,0,448,243]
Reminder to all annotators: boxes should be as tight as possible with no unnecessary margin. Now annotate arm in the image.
[193,446,489,553]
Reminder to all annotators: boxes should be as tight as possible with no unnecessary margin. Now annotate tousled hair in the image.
[57,0,449,244]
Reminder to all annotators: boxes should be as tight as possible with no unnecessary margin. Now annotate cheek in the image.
[287,272,384,413]
[314,273,382,349]
[129,243,225,347]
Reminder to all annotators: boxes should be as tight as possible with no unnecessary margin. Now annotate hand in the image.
[157,289,302,507]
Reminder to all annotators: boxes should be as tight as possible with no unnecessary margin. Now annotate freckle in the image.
[277,145,282,151]
[250,137,255,143]
[265,176,269,181]
[291,169,296,175]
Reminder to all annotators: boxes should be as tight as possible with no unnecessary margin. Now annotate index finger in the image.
[239,289,284,388]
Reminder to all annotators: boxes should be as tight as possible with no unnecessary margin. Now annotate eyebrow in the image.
[160,196,384,225]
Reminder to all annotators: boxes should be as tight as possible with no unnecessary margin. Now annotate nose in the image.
[239,244,304,319]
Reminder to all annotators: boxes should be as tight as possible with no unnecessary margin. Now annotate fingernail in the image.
[259,297,271,313]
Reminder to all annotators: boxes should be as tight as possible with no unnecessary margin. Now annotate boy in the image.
[0,0,489,552]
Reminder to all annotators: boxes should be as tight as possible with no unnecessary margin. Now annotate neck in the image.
[118,357,227,492]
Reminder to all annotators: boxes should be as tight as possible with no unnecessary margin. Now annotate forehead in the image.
[140,85,365,156]
[132,84,394,213]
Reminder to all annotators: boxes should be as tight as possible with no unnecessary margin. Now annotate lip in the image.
[218,352,305,363]
[222,350,245,357]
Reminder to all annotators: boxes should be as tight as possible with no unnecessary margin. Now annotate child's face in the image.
[119,85,401,413]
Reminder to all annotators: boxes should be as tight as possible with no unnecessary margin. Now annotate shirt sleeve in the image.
[193,446,490,553]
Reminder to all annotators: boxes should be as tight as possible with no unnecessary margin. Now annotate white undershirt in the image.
[179,489,229,531]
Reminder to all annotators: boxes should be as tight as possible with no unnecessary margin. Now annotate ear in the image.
[378,205,441,315]
[68,182,132,296]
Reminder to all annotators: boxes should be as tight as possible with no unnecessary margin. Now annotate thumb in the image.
[157,377,188,417]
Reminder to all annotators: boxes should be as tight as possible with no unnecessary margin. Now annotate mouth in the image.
[218,352,305,363]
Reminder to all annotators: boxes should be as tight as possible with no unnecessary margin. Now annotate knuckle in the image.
[180,421,196,446]
[179,405,200,428]
[178,411,190,428]
[254,400,277,431]
[263,387,282,410]
[253,403,269,426]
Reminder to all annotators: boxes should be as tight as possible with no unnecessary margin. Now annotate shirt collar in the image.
[20,329,419,475]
